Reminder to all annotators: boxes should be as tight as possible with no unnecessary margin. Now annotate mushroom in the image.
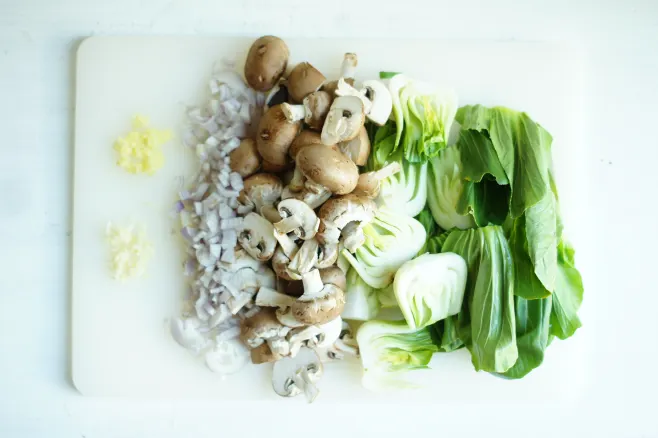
[287,62,326,103]
[238,173,283,218]
[256,104,301,166]
[287,317,342,357]
[221,264,276,314]
[229,138,262,178]
[263,79,290,111]
[296,144,359,195]
[283,280,304,298]
[320,96,366,145]
[289,130,325,161]
[274,198,320,240]
[287,239,320,278]
[351,162,402,198]
[260,159,295,174]
[273,229,299,259]
[322,53,358,97]
[292,269,346,325]
[250,343,282,364]
[281,91,333,131]
[316,194,377,252]
[319,266,347,291]
[276,307,306,328]
[335,78,393,126]
[244,35,289,92]
[315,241,338,269]
[255,286,296,309]
[337,126,370,166]
[240,308,288,350]
[272,246,300,281]
[237,212,277,261]
[272,347,323,402]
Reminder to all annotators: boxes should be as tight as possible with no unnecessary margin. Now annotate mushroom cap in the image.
[351,172,381,198]
[315,242,338,269]
[261,159,295,174]
[322,77,355,98]
[318,194,377,228]
[296,144,359,195]
[238,213,277,261]
[276,198,320,240]
[250,343,282,364]
[319,266,347,291]
[283,280,304,298]
[257,105,301,166]
[292,284,346,325]
[320,96,365,145]
[338,126,370,166]
[362,79,393,126]
[244,35,289,92]
[289,130,325,161]
[288,62,326,103]
[303,91,333,131]
[240,308,283,348]
[229,138,262,177]
[239,173,283,210]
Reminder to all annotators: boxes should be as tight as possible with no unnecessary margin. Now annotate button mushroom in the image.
[287,62,326,103]
[238,173,283,218]
[272,246,300,281]
[229,138,262,178]
[274,198,320,240]
[292,269,346,325]
[351,162,402,198]
[289,130,325,161]
[281,184,332,210]
[244,35,289,92]
[281,90,333,131]
[260,159,295,174]
[287,317,342,357]
[316,194,377,253]
[338,126,370,166]
[237,212,277,261]
[272,347,323,402]
[255,286,296,309]
[320,96,366,145]
[335,78,393,126]
[287,238,320,278]
[322,53,358,97]
[257,104,301,166]
[315,241,338,269]
[319,266,347,291]
[240,308,288,351]
[295,144,359,195]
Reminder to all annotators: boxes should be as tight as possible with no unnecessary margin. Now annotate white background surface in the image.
[1,0,657,437]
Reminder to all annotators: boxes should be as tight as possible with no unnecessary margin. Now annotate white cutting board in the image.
[73,36,586,401]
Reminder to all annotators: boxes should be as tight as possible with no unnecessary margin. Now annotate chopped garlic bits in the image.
[106,221,153,280]
[113,115,171,175]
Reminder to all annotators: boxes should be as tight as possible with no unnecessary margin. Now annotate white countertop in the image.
[1,1,657,437]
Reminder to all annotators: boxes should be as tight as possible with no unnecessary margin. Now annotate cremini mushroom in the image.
[250,342,282,364]
[292,269,346,325]
[237,212,277,261]
[289,130,324,161]
[272,347,323,401]
[263,79,290,111]
[260,159,295,174]
[238,173,283,218]
[229,138,262,177]
[315,241,338,269]
[295,144,359,195]
[272,246,300,281]
[317,194,377,252]
[322,53,358,97]
[319,266,347,291]
[281,185,332,210]
[287,62,326,103]
[335,78,393,126]
[320,96,365,145]
[338,126,370,166]
[287,317,342,357]
[274,198,320,240]
[255,286,296,309]
[257,104,301,166]
[351,162,402,198]
[244,35,289,92]
[240,308,288,350]
[281,90,333,131]
[287,238,320,278]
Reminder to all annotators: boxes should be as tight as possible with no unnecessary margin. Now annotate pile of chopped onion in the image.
[105,222,153,281]
[170,69,266,375]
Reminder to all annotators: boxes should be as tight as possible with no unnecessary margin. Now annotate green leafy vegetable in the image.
[357,320,439,390]
[432,315,464,352]
[508,215,551,300]
[393,253,468,330]
[442,226,518,373]
[550,238,584,339]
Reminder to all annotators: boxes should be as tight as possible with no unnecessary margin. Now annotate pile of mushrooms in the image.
[220,35,396,401]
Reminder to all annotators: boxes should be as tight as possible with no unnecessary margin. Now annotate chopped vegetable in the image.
[113,115,171,175]
[342,268,381,321]
[105,221,153,281]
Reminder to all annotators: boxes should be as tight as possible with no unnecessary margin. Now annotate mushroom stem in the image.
[274,216,304,234]
[273,229,299,259]
[288,239,320,276]
[260,205,282,223]
[341,222,366,253]
[288,168,306,192]
[281,102,306,122]
[256,286,296,308]
[301,269,324,299]
[340,53,358,79]
[336,78,372,113]
[293,368,319,403]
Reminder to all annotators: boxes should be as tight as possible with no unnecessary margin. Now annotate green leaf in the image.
[415,206,437,238]
[525,192,558,292]
[508,215,551,300]
[442,226,518,373]
[456,105,553,218]
[456,129,508,185]
[500,296,552,379]
[379,71,401,79]
[432,315,465,352]
[550,239,584,339]
[458,178,511,227]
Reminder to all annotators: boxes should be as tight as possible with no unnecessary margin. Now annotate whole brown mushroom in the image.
[287,62,326,103]
[244,36,289,92]
[257,104,301,166]
[338,126,370,166]
[289,130,325,161]
[295,144,359,195]
[229,138,261,177]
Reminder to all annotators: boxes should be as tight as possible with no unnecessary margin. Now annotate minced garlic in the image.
[113,115,171,175]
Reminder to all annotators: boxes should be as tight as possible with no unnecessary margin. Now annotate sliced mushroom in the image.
[296,144,359,195]
[272,246,300,281]
[336,78,393,126]
[319,266,347,291]
[244,35,289,92]
[338,126,370,166]
[250,342,282,364]
[274,198,320,240]
[238,173,283,212]
[257,104,301,166]
[351,162,402,198]
[288,62,326,103]
[320,96,365,145]
[273,229,299,259]
[288,239,320,278]
[240,308,287,350]
[255,286,296,308]
[263,79,290,111]
[315,241,338,269]
[281,185,332,210]
[322,53,358,97]
[281,91,333,131]
[276,307,306,328]
[292,269,346,325]
[237,212,277,261]
[272,347,323,402]
[316,194,377,252]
